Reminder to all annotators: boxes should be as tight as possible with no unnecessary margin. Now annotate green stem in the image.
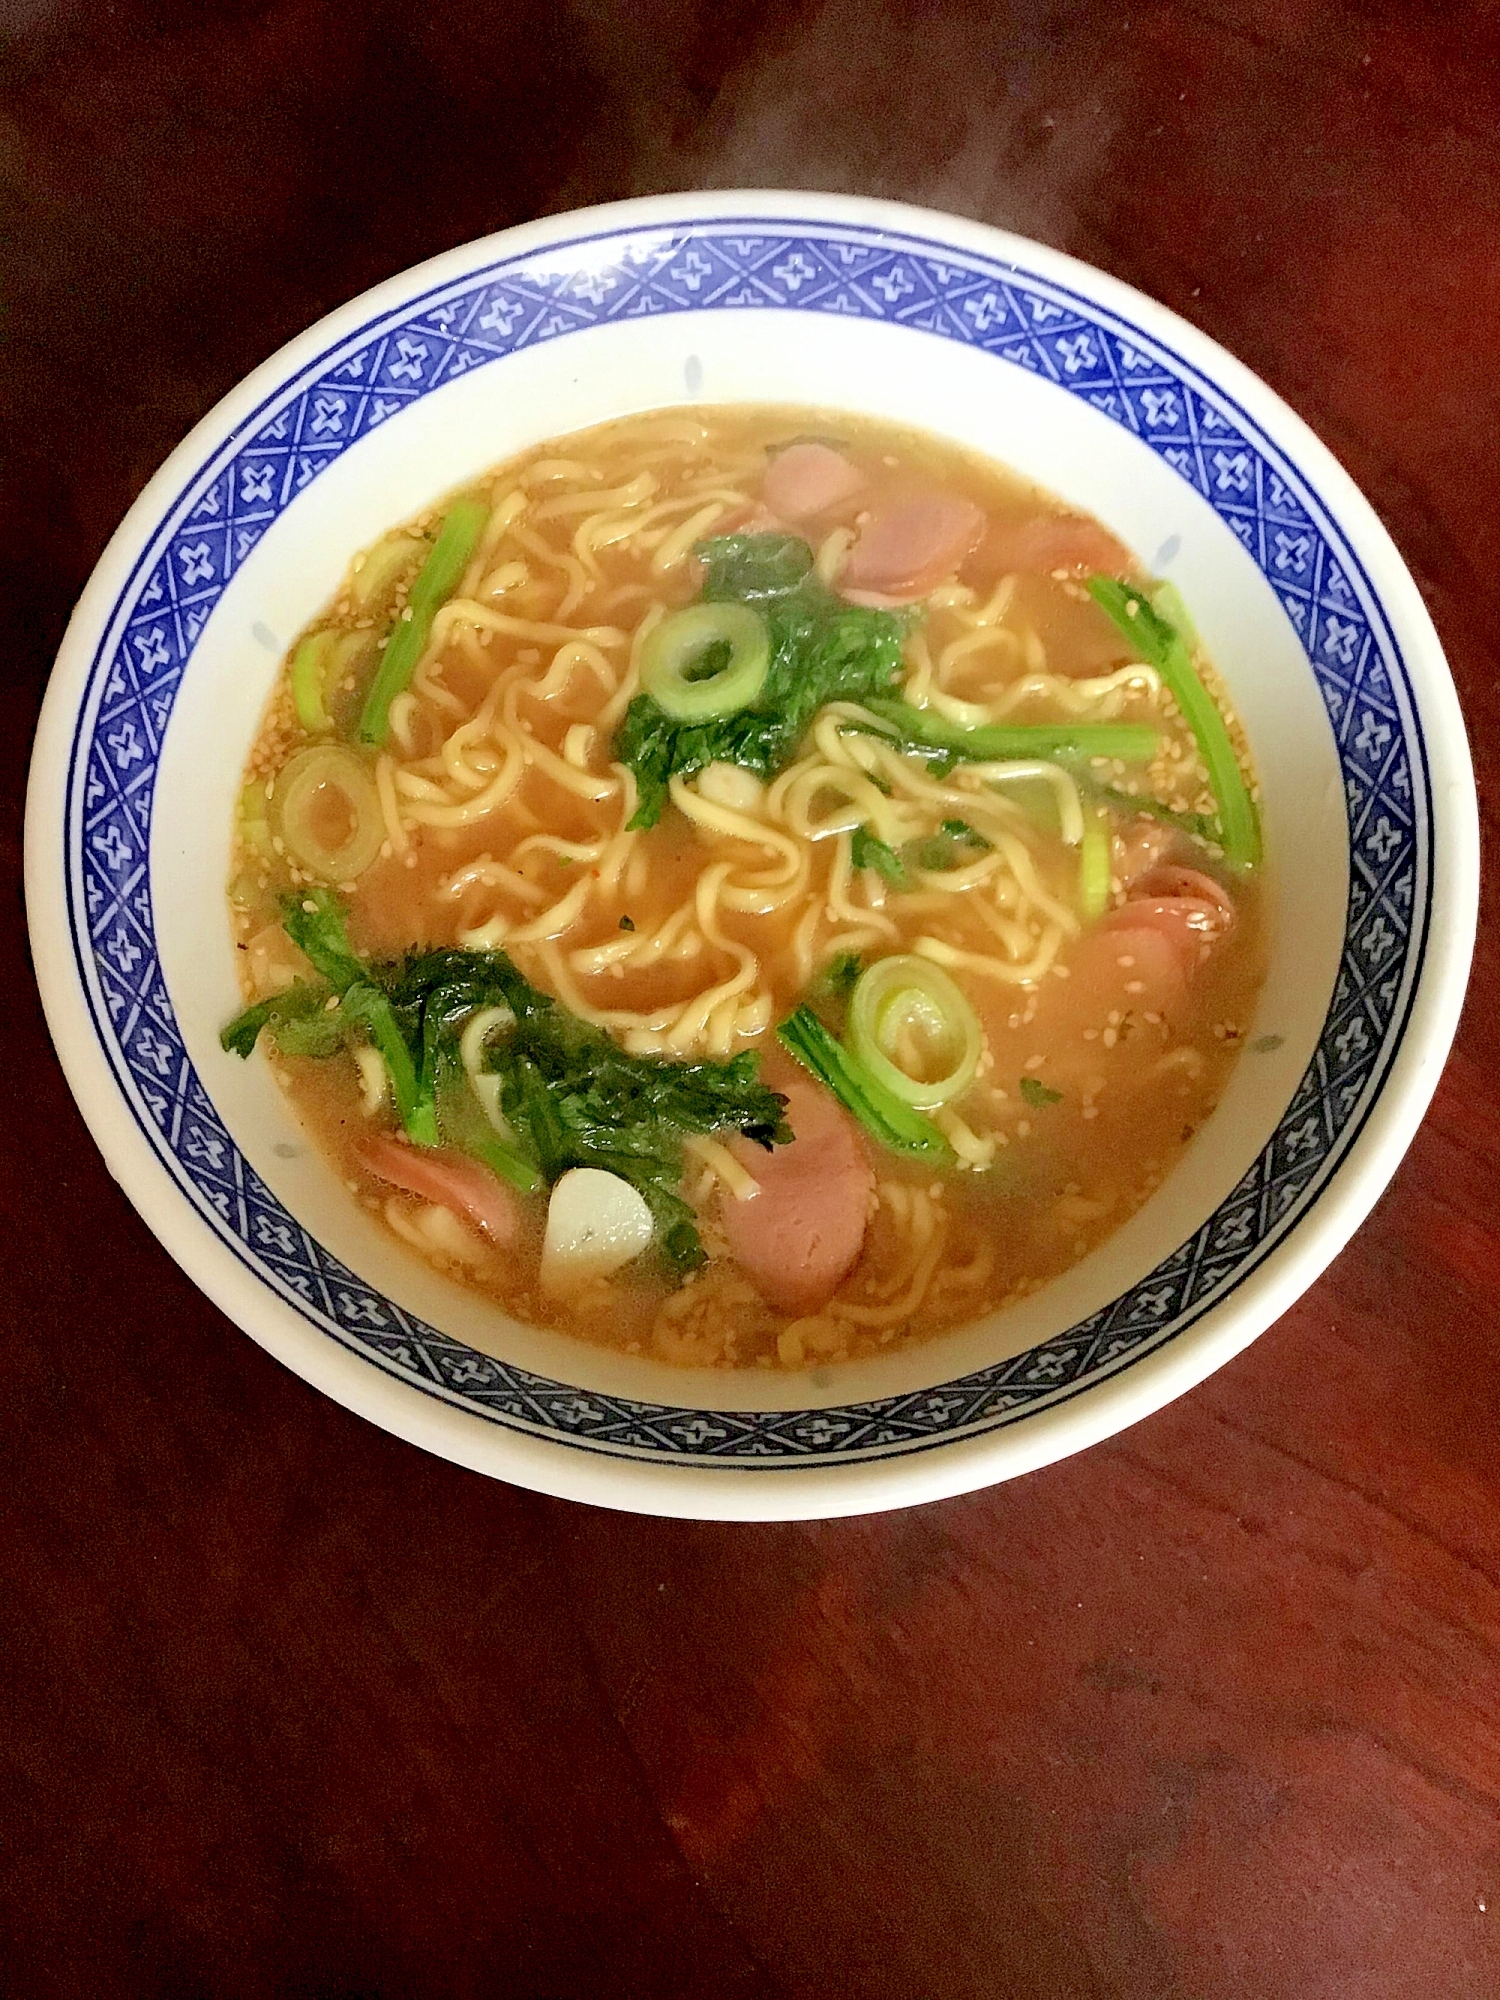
[1087,577,1261,869]
[776,1005,953,1164]
[1079,801,1111,921]
[860,697,1159,766]
[341,983,423,1135]
[1082,779,1222,847]
[357,496,490,746]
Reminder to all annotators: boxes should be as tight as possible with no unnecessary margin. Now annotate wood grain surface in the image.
[3,2,1496,1993]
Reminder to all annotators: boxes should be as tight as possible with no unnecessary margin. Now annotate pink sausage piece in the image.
[1133,865,1238,929]
[1069,923,1192,1022]
[721,1076,873,1318]
[359,1134,520,1246]
[980,514,1134,579]
[1100,867,1236,980]
[841,491,988,602]
[761,441,866,522]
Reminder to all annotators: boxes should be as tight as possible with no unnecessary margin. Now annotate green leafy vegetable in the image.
[357,495,490,746]
[613,534,909,827]
[810,951,864,1013]
[697,532,815,601]
[850,825,908,887]
[1019,1076,1063,1109]
[1087,576,1261,869]
[222,896,792,1271]
[858,697,1160,767]
[280,886,370,993]
[777,1005,953,1165]
[909,819,992,872]
[341,980,424,1132]
[221,981,334,1058]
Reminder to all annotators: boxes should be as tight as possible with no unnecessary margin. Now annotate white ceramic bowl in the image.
[26,192,1477,1519]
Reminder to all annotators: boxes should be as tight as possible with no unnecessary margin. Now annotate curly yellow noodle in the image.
[402,733,527,829]
[651,500,730,573]
[505,523,593,620]
[530,471,657,521]
[914,926,1064,985]
[815,526,856,586]
[596,602,663,733]
[374,753,409,858]
[457,486,527,597]
[827,832,900,940]
[427,601,627,650]
[522,459,604,487]
[832,1192,947,1325]
[387,691,421,754]
[439,857,549,910]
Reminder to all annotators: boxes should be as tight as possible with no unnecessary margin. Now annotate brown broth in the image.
[232,406,1265,1371]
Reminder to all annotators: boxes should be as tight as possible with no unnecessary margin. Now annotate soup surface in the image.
[227,406,1265,1370]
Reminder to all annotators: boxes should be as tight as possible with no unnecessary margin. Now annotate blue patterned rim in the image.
[65,216,1429,1467]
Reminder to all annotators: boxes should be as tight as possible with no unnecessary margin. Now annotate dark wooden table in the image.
[5,3,1497,1993]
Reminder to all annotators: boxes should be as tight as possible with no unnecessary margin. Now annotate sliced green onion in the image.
[292,629,377,734]
[847,955,981,1110]
[639,602,770,721]
[290,630,336,733]
[1078,800,1111,921]
[358,496,490,746]
[860,697,1159,766]
[1087,576,1261,870]
[270,744,384,883]
[237,778,274,858]
[777,1005,953,1163]
[349,532,426,610]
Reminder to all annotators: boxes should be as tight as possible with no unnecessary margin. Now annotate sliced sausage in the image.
[841,491,987,602]
[979,514,1133,579]
[721,1075,873,1318]
[359,1134,520,1245]
[1066,923,1192,1023]
[761,441,866,521]
[1132,865,1237,928]
[1100,866,1236,980]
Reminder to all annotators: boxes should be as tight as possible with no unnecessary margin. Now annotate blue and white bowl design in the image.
[27,195,1475,1518]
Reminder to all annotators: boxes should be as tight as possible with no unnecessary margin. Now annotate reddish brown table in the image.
[5,3,1497,1993]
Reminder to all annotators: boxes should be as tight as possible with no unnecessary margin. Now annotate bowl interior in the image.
[48,205,1446,1478]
